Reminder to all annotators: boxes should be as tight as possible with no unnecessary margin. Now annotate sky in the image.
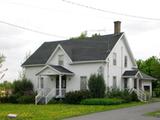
[0,0,160,82]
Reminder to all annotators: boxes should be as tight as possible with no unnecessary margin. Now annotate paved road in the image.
[65,102,160,120]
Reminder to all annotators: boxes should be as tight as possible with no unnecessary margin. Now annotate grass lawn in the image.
[147,110,160,118]
[0,102,143,120]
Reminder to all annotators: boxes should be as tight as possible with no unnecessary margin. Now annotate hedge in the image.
[64,90,91,104]
[80,98,125,105]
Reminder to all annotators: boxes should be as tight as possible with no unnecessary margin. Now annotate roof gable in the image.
[36,65,73,75]
[22,33,123,66]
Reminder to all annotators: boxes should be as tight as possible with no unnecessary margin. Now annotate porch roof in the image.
[36,65,74,76]
[122,70,156,80]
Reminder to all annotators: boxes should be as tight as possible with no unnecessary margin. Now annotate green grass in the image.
[0,102,143,120]
[147,110,160,117]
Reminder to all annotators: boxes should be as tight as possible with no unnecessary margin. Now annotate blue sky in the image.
[0,0,160,82]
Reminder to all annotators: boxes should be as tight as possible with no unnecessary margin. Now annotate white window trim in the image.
[80,76,87,90]
[113,53,117,66]
[112,76,117,88]
[58,54,64,66]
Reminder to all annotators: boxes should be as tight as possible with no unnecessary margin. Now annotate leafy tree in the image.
[70,31,101,40]
[91,33,101,38]
[88,74,106,98]
[70,31,88,40]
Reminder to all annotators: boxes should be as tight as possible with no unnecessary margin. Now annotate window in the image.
[124,78,128,89]
[112,76,117,88]
[124,56,128,68]
[134,79,137,89]
[40,77,44,89]
[62,76,66,88]
[58,55,64,65]
[80,76,87,90]
[144,86,150,92]
[113,53,117,65]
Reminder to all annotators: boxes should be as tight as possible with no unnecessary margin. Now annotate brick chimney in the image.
[114,21,121,34]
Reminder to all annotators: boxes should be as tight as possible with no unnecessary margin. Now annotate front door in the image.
[56,75,66,96]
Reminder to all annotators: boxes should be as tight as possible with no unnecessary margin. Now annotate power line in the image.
[0,20,66,38]
[62,0,160,22]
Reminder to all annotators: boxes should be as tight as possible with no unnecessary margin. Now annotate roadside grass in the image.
[0,102,144,120]
[147,110,160,118]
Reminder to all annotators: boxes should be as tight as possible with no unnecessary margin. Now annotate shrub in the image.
[81,98,125,105]
[13,78,34,95]
[0,96,9,103]
[106,87,123,98]
[154,88,160,97]
[10,77,35,104]
[17,95,35,104]
[88,74,106,98]
[8,94,19,103]
[106,88,139,102]
[64,90,91,104]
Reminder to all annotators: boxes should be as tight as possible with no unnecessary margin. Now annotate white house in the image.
[22,21,156,104]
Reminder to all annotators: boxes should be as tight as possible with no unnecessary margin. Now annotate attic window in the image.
[58,55,64,66]
[113,53,117,65]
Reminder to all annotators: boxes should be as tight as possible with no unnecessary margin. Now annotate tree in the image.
[88,74,106,98]
[70,31,101,40]
[19,51,31,79]
[0,54,8,80]
[70,31,88,40]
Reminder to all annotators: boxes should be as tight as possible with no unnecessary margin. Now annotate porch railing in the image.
[131,88,147,102]
[35,89,43,105]
[35,88,51,105]
[56,88,66,98]
[45,89,56,104]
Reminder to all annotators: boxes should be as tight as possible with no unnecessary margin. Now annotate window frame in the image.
[113,53,117,66]
[112,76,117,88]
[58,54,64,66]
[124,56,128,68]
[80,76,87,90]
[40,77,44,89]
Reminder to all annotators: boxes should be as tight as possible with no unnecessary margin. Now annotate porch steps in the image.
[131,88,147,102]
[37,97,46,104]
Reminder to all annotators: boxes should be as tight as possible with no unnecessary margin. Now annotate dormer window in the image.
[58,55,64,65]
[113,53,117,65]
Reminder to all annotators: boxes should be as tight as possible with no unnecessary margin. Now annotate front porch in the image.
[35,65,74,104]
[122,70,156,101]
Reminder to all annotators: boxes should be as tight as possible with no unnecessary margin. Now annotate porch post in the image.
[137,78,139,90]
[59,75,62,97]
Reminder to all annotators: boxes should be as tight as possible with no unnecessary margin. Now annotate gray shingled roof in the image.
[22,33,123,66]
[122,70,156,80]
[122,70,138,76]
[49,65,73,74]
[140,72,157,80]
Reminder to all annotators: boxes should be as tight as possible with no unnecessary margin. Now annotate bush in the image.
[0,96,9,103]
[81,98,125,105]
[106,87,123,98]
[106,88,139,102]
[10,77,35,104]
[64,90,91,104]
[8,94,19,103]
[88,74,106,98]
[154,88,160,97]
[17,95,35,104]
[13,78,34,95]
